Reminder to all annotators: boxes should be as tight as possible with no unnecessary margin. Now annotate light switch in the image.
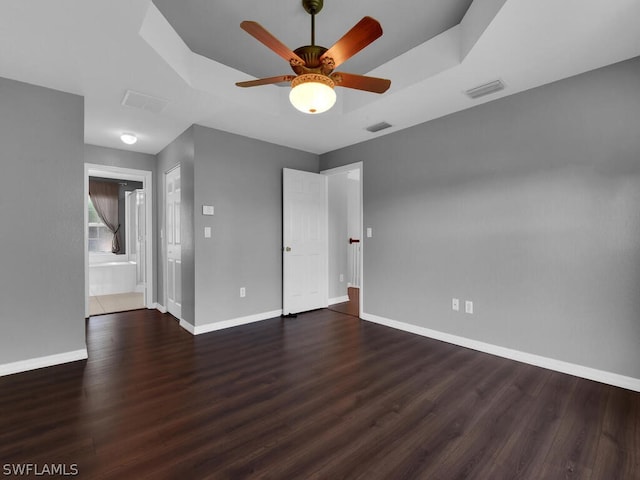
[366,227,373,238]
[202,205,214,216]
[204,227,212,238]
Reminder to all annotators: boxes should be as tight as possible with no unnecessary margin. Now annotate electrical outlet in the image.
[240,287,246,298]
[465,300,473,314]
[452,298,459,311]
[339,274,344,282]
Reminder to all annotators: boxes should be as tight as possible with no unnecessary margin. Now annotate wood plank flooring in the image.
[328,287,359,317]
[1,308,638,479]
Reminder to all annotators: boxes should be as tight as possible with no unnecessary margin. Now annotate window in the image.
[88,196,113,253]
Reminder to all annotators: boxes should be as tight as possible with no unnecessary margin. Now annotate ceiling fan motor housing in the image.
[302,0,323,15]
[292,45,330,74]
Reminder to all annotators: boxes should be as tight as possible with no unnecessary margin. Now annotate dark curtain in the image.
[89,180,121,253]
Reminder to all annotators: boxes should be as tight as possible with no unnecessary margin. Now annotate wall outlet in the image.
[465,300,473,314]
[240,287,246,298]
[366,227,373,238]
[204,226,212,238]
[339,274,344,282]
[452,298,459,311]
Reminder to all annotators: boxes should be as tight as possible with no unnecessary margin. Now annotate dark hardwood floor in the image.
[1,308,638,479]
[328,287,359,317]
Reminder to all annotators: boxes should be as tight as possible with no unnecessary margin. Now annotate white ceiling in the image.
[0,0,638,156]
[150,0,473,80]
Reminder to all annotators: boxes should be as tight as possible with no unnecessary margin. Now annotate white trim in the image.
[180,309,283,336]
[85,163,154,318]
[0,349,88,377]
[179,319,195,334]
[154,303,168,313]
[320,161,363,176]
[360,312,640,393]
[328,295,349,305]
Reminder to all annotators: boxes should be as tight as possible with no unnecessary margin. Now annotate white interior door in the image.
[283,168,328,315]
[166,167,182,319]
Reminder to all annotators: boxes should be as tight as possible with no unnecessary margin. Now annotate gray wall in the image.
[156,126,195,323]
[85,144,157,173]
[85,144,158,301]
[0,77,85,364]
[320,56,640,379]
[191,125,319,325]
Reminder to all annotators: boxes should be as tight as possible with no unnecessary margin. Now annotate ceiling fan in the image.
[235,0,391,114]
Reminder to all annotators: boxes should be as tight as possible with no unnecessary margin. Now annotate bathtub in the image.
[89,260,138,296]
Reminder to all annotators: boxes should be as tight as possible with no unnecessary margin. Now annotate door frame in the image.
[320,161,364,316]
[84,163,154,317]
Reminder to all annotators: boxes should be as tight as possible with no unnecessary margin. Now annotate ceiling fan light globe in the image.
[289,74,336,114]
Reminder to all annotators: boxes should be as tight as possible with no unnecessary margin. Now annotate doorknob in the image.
[285,246,292,252]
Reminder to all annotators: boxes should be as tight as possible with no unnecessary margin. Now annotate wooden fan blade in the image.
[236,75,296,88]
[320,17,383,69]
[331,72,391,93]
[240,21,305,65]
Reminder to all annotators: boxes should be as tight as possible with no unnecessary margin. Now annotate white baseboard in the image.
[180,309,283,336]
[155,303,167,313]
[0,348,88,377]
[328,295,349,305]
[361,312,640,393]
[179,319,195,334]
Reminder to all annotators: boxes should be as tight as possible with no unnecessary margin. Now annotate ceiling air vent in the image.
[366,121,392,133]
[121,90,169,114]
[465,79,505,100]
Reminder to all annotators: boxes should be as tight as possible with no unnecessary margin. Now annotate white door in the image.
[166,167,182,319]
[283,168,328,315]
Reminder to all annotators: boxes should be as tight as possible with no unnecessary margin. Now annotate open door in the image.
[283,168,328,315]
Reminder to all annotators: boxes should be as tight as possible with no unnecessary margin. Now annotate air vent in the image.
[465,79,505,100]
[121,90,169,114]
[366,121,392,133]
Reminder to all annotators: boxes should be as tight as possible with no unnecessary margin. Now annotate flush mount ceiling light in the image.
[235,0,391,115]
[120,133,138,145]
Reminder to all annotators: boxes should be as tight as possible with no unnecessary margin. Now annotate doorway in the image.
[322,162,363,318]
[84,164,154,318]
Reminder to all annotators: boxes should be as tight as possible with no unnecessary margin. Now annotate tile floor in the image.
[89,292,145,316]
